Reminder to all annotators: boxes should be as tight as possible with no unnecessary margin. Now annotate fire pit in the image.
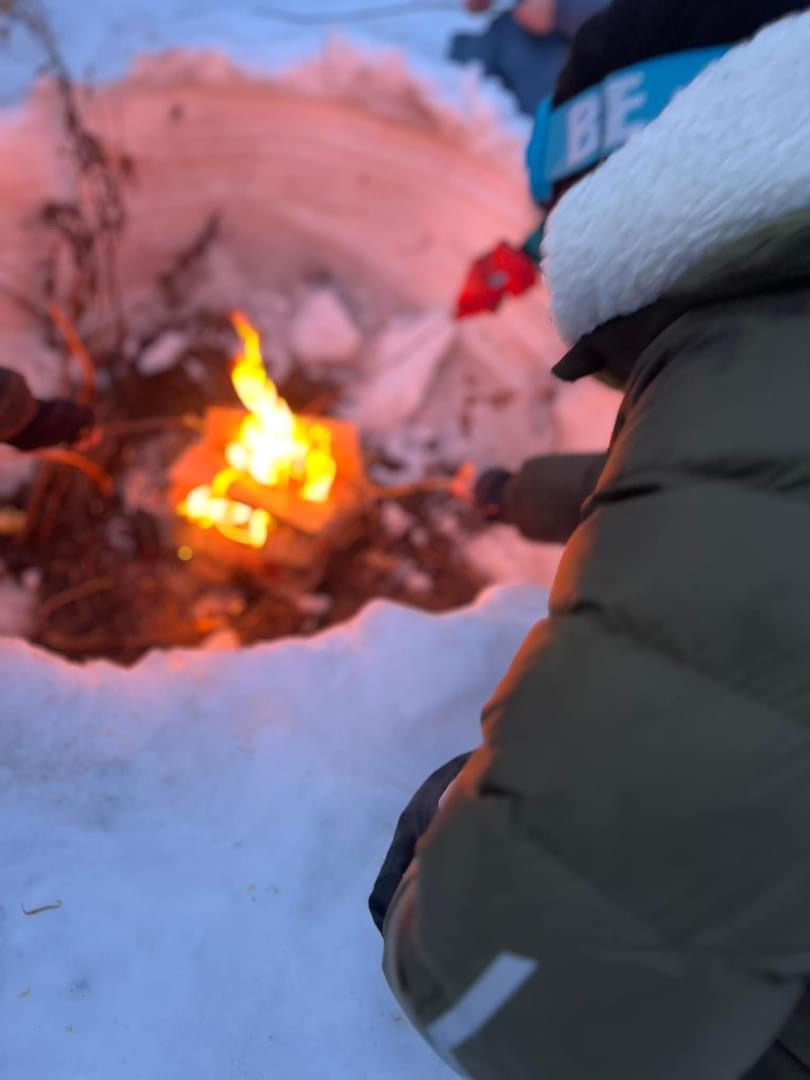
[0,43,579,663]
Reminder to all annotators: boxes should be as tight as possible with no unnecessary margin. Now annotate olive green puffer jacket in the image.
[383,13,810,1080]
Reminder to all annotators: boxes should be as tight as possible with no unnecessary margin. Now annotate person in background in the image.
[372,1,810,1077]
[451,0,611,115]
[0,367,93,450]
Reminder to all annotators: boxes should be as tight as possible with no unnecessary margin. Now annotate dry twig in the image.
[30,449,114,495]
[158,214,221,309]
[21,900,63,917]
[35,464,72,547]
[38,628,201,656]
[98,415,204,438]
[22,460,55,544]
[47,302,98,404]
[1,1,131,352]
[36,576,115,626]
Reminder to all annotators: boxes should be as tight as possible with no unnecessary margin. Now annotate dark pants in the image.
[369,753,472,933]
[745,991,810,1078]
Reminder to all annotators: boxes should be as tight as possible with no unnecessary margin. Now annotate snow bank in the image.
[0,1,495,112]
[0,37,559,438]
[0,584,548,1079]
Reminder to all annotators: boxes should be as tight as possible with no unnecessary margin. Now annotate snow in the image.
[0,2,503,113]
[0,583,548,1079]
[350,309,457,432]
[289,286,361,366]
[0,447,35,498]
[136,329,190,377]
[199,626,242,651]
[0,567,37,636]
[292,592,334,618]
[464,524,562,589]
[397,561,434,595]
[380,500,415,540]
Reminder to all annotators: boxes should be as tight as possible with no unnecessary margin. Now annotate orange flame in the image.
[177,313,338,549]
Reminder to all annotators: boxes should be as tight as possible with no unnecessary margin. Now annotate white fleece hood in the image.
[542,10,810,344]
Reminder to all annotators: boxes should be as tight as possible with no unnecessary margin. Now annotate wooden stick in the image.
[99,414,204,438]
[22,461,55,545]
[38,628,201,656]
[36,576,115,626]
[370,476,454,501]
[30,449,114,495]
[48,302,98,405]
[300,390,341,417]
[36,465,71,548]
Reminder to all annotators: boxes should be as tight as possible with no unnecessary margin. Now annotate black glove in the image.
[474,467,513,522]
[9,399,94,451]
[370,752,471,934]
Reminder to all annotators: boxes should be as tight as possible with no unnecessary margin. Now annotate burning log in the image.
[169,313,368,580]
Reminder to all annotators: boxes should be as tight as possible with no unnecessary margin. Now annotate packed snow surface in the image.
[1,585,547,1079]
[0,1,494,108]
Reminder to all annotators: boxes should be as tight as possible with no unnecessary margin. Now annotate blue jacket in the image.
[450,0,610,116]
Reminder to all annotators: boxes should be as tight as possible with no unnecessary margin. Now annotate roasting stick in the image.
[369,475,456,501]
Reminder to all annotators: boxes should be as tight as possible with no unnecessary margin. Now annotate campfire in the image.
[170,313,367,582]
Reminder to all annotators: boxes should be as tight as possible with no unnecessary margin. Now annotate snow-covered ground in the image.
[0,0,490,107]
[1,585,546,1079]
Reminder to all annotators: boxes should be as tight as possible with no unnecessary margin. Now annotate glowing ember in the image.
[177,313,338,549]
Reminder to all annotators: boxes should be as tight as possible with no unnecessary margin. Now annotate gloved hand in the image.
[474,467,513,521]
[453,454,609,542]
[451,462,513,522]
[0,367,94,450]
[10,399,95,451]
[369,753,471,934]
